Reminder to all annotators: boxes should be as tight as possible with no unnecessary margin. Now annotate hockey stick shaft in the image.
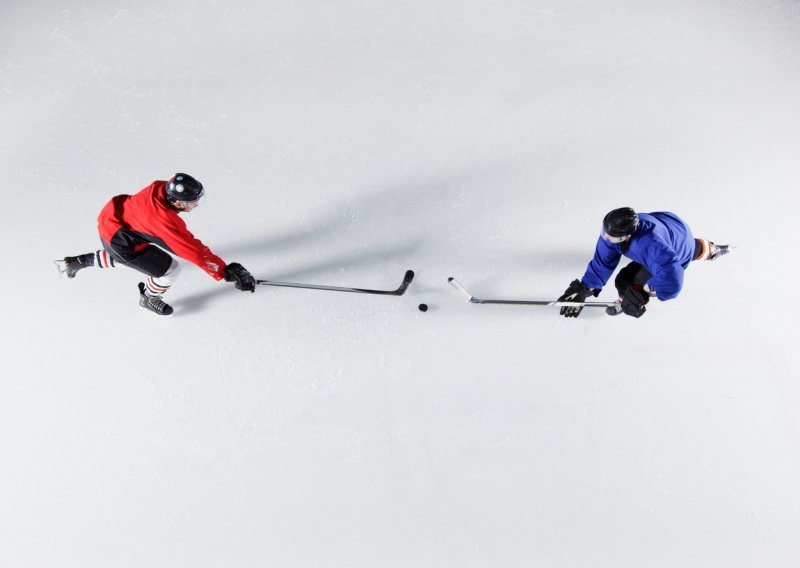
[256,270,414,296]
[448,277,618,307]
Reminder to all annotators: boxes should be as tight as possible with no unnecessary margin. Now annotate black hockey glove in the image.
[621,285,648,318]
[557,279,596,318]
[224,262,256,293]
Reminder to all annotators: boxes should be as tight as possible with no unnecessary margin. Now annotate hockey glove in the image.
[557,279,596,318]
[224,262,256,293]
[621,285,648,318]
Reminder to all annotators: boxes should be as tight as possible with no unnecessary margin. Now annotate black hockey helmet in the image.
[166,173,204,204]
[602,207,639,238]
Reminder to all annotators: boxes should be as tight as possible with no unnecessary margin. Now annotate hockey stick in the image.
[448,277,619,308]
[256,270,415,296]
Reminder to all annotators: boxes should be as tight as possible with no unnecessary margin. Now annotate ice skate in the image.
[138,282,174,316]
[708,243,730,260]
[54,254,94,278]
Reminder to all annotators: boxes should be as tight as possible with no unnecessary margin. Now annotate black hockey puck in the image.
[418,303,428,312]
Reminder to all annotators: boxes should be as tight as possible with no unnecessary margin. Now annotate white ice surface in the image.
[2,1,800,566]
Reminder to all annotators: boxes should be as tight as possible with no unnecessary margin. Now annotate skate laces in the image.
[145,294,169,312]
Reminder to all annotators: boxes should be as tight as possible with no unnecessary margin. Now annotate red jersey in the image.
[98,181,227,280]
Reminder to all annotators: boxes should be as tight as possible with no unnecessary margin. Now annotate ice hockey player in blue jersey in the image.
[557,207,729,318]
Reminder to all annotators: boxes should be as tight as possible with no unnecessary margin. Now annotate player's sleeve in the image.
[581,237,621,291]
[159,216,227,280]
[646,244,684,300]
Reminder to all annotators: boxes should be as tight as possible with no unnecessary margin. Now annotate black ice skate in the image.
[138,282,174,316]
[54,254,94,278]
[708,243,730,260]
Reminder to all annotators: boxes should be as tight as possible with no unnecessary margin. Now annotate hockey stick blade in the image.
[257,270,415,296]
[448,277,479,303]
[448,277,618,308]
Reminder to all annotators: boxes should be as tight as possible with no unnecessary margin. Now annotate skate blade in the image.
[54,259,71,278]
[710,244,731,260]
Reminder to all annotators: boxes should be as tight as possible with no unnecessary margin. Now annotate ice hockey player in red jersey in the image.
[55,173,256,316]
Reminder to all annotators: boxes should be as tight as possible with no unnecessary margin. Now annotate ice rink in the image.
[2,1,800,566]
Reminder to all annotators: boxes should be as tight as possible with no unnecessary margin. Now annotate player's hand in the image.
[224,262,256,293]
[621,285,648,318]
[557,279,595,318]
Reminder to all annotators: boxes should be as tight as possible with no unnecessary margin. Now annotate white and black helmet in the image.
[166,173,204,204]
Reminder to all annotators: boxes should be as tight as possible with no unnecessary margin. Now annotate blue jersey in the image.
[581,212,695,301]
